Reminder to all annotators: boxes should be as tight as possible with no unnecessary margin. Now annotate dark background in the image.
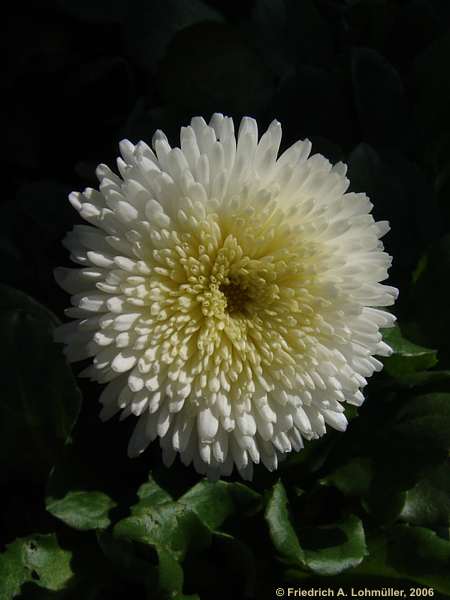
[2,1,450,598]
[3,0,450,337]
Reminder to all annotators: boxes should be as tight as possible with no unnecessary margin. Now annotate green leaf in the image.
[156,547,201,600]
[281,432,338,476]
[321,457,373,497]
[0,534,73,599]
[265,480,305,566]
[389,370,450,390]
[351,533,402,581]
[266,483,367,576]
[382,325,438,376]
[112,476,213,599]
[97,530,158,588]
[407,235,450,369]
[321,437,406,525]
[363,393,450,505]
[400,464,450,527]
[45,444,117,531]
[212,532,257,599]
[391,393,450,451]
[179,480,261,531]
[352,531,450,593]
[0,284,59,325]
[46,491,116,531]
[135,474,173,507]
[0,286,81,483]
[115,502,211,562]
[321,394,450,525]
[387,526,450,595]
[300,515,368,576]
[114,476,211,562]
[361,487,407,526]
[100,529,198,600]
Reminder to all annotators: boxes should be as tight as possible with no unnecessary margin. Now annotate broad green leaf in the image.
[351,533,402,581]
[0,284,59,325]
[387,526,450,595]
[281,433,338,476]
[321,457,372,497]
[382,325,438,376]
[357,393,450,513]
[322,454,406,525]
[179,480,261,531]
[97,530,158,588]
[212,532,257,599]
[115,502,211,562]
[391,393,450,451]
[346,532,450,593]
[0,534,73,599]
[45,444,117,531]
[265,482,367,576]
[400,464,450,527]
[113,476,211,599]
[135,474,173,508]
[361,487,407,526]
[265,481,305,566]
[408,235,450,369]
[156,546,186,600]
[100,529,198,600]
[114,476,211,563]
[0,287,81,483]
[389,370,450,390]
[97,530,197,600]
[300,515,368,576]
[46,490,116,531]
[320,393,450,524]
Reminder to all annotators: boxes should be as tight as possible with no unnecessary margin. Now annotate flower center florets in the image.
[194,232,281,322]
[219,281,251,315]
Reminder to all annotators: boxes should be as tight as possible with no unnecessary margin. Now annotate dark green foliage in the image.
[0,286,81,485]
[2,0,450,597]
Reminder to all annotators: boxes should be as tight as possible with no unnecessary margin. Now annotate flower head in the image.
[55,114,397,480]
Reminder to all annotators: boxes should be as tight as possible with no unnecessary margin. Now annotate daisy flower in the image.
[55,114,397,479]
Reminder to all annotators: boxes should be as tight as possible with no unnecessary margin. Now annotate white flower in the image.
[55,114,398,480]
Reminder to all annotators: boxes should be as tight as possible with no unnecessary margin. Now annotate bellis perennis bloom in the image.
[55,114,398,480]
